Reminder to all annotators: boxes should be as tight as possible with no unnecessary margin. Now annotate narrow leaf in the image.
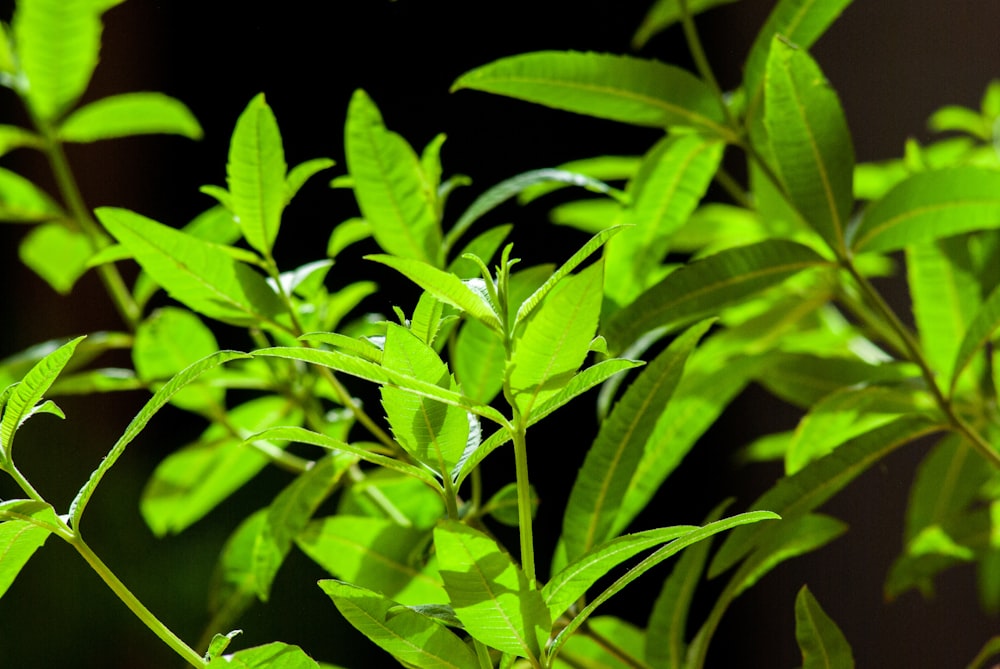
[762,37,854,252]
[227,93,287,256]
[345,89,440,263]
[453,51,730,136]
[562,320,712,561]
[70,350,250,527]
[58,92,202,142]
[632,0,739,49]
[604,239,826,353]
[96,207,284,326]
[320,580,479,669]
[286,157,335,203]
[796,585,855,669]
[952,280,1000,393]
[850,167,1000,253]
[1,335,82,461]
[435,521,550,660]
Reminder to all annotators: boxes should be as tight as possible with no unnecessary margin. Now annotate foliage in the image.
[0,0,999,667]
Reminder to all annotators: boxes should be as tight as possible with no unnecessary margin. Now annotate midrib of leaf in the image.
[398,344,451,474]
[800,601,836,669]
[320,531,442,588]
[780,66,844,251]
[929,443,971,529]
[855,198,1000,251]
[365,122,426,261]
[0,523,44,563]
[581,352,688,553]
[337,599,467,669]
[486,74,732,138]
[248,112,273,252]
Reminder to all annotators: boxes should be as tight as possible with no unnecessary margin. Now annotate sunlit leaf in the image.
[205,641,321,669]
[58,92,202,142]
[0,500,59,599]
[96,207,285,326]
[18,222,92,294]
[345,89,440,264]
[453,51,730,137]
[435,521,550,660]
[320,580,479,669]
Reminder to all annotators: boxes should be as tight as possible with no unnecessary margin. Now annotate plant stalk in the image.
[511,422,536,585]
[69,536,206,668]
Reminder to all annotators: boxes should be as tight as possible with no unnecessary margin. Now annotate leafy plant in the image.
[1,0,1000,667]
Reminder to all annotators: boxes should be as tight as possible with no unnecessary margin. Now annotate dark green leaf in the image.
[453,51,730,137]
[632,0,739,49]
[795,585,855,669]
[604,239,826,353]
[58,92,202,142]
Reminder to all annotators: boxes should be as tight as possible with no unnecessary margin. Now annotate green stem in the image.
[511,421,536,585]
[36,117,142,329]
[678,0,741,132]
[69,535,206,668]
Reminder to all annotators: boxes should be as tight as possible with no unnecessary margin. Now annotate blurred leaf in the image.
[435,520,550,659]
[762,37,854,252]
[795,585,855,669]
[286,157,335,203]
[320,580,479,669]
[345,89,440,264]
[555,616,645,668]
[632,0,738,49]
[453,51,729,136]
[18,222,92,293]
[0,167,63,222]
[58,92,202,142]
[850,167,1000,253]
[140,395,302,536]
[227,93,287,257]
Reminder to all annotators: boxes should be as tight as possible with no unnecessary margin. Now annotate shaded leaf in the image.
[453,51,729,136]
[632,0,739,49]
[58,92,202,142]
[796,585,855,669]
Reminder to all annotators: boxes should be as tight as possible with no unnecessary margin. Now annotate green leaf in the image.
[254,452,355,601]
[207,510,266,627]
[762,37,854,252]
[952,280,1000,393]
[338,470,445,529]
[556,616,646,669]
[604,239,826,353]
[96,207,285,326]
[644,500,730,669]
[345,89,440,264]
[227,93,287,257]
[0,166,63,222]
[247,425,443,491]
[57,92,202,142]
[18,222,92,294]
[632,0,739,49]
[12,0,104,120]
[141,395,302,537]
[0,125,44,157]
[850,167,1000,253]
[435,521,550,660]
[206,630,243,662]
[606,134,724,305]
[454,358,642,484]
[0,500,59,599]
[562,320,712,561]
[795,585,855,669]
[906,238,981,390]
[367,254,502,331]
[444,168,620,253]
[709,417,941,578]
[743,0,854,104]
[205,641,321,669]
[320,579,479,669]
[756,352,919,408]
[380,323,470,476]
[70,349,249,527]
[509,260,604,417]
[327,217,372,259]
[286,157,335,203]
[543,526,697,622]
[453,318,505,404]
[299,516,446,606]
[133,307,222,412]
[483,482,538,527]
[1,335,82,462]
[549,512,779,660]
[453,51,730,136]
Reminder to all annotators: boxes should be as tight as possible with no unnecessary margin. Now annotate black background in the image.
[0,1,999,667]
